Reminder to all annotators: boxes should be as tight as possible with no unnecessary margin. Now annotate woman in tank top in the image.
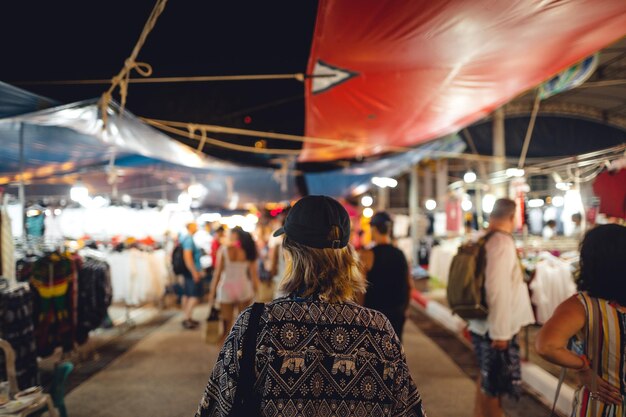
[209,227,260,344]
[536,224,626,417]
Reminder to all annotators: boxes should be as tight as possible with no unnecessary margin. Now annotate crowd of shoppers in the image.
[182,195,623,417]
[195,195,425,417]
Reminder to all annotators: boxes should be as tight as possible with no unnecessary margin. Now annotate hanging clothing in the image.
[76,257,112,344]
[528,254,577,324]
[0,284,38,389]
[216,246,253,304]
[25,213,45,238]
[27,252,76,357]
[573,293,625,417]
[106,249,167,305]
[0,208,16,282]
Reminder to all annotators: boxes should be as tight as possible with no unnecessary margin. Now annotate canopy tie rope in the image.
[187,124,208,155]
[100,0,167,129]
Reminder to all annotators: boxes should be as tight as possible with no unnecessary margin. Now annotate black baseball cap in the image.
[273,195,350,249]
[370,211,392,226]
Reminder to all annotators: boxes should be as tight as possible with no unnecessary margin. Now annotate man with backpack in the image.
[449,199,534,417]
[177,222,205,329]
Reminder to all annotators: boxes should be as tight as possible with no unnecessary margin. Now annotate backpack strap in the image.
[231,302,265,415]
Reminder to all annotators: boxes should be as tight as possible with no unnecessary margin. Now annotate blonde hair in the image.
[279,227,366,303]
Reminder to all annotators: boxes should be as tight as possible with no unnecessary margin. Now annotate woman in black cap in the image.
[195,195,426,417]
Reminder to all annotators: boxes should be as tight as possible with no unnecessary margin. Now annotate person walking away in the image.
[208,227,260,344]
[195,195,426,417]
[359,211,412,341]
[469,199,535,417]
[181,222,205,329]
[210,226,225,272]
[571,213,584,241]
[543,219,557,240]
[536,224,625,416]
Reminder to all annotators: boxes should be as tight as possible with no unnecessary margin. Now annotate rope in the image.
[518,91,541,169]
[148,120,336,156]
[146,118,353,148]
[100,0,168,127]
[144,117,529,162]
[15,73,332,86]
[188,124,208,155]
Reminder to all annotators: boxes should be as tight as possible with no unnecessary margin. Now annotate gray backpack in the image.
[446,231,496,320]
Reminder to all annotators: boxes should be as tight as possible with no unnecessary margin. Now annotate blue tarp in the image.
[0,82,57,118]
[0,84,297,205]
[305,135,466,197]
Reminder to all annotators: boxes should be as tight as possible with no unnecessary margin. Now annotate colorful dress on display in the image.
[574,292,625,417]
[29,252,76,357]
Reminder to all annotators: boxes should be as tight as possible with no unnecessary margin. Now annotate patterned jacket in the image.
[195,296,426,417]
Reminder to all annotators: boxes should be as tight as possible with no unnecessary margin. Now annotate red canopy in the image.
[303,0,626,162]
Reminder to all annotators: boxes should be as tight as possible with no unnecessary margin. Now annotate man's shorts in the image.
[470,332,522,399]
[183,273,204,298]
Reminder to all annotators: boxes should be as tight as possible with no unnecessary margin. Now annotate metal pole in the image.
[18,123,26,235]
[492,107,506,197]
[409,164,420,266]
[476,186,484,230]
[436,160,448,210]
[377,186,388,212]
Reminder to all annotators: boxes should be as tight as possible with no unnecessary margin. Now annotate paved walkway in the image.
[64,305,476,417]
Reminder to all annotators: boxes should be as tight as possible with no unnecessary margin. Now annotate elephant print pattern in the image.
[196,296,426,417]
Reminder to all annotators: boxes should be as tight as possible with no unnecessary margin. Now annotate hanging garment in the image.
[106,251,131,304]
[0,208,16,281]
[529,253,577,324]
[0,285,38,389]
[28,252,76,357]
[75,258,112,344]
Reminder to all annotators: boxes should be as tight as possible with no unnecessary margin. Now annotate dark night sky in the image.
[1,1,319,167]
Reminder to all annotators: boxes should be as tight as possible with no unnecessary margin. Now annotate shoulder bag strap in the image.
[231,302,265,416]
[550,367,568,416]
[589,297,601,416]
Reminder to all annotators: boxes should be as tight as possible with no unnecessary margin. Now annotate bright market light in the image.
[178,192,192,209]
[54,209,62,216]
[461,199,473,212]
[556,182,572,191]
[122,194,132,204]
[506,168,525,178]
[361,195,373,207]
[425,199,437,211]
[371,176,398,188]
[363,208,374,218]
[198,212,222,223]
[482,194,497,214]
[70,183,89,202]
[528,198,545,208]
[245,213,259,224]
[552,196,565,207]
[188,182,207,199]
[26,209,41,217]
[463,171,477,184]
[78,196,109,209]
